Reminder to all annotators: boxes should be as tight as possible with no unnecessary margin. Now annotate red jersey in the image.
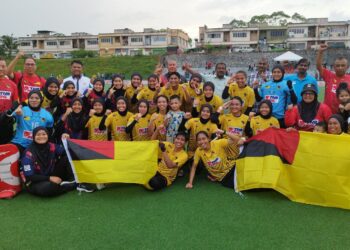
[322,68,350,114]
[285,103,332,131]
[13,72,45,102]
[0,78,18,112]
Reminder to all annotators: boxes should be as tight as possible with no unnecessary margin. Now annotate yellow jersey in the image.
[150,113,167,142]
[250,115,280,136]
[158,142,188,185]
[228,84,255,113]
[125,85,138,113]
[159,86,188,104]
[193,139,238,181]
[219,113,249,137]
[195,95,223,113]
[105,111,133,141]
[183,82,203,112]
[136,87,157,114]
[185,118,218,158]
[127,114,151,141]
[86,115,108,141]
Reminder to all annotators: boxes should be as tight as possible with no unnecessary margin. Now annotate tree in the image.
[291,13,307,23]
[229,19,247,27]
[71,49,97,58]
[249,14,270,24]
[1,35,18,57]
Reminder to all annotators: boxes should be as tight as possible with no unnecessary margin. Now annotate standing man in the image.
[183,62,229,97]
[154,60,186,85]
[247,57,272,87]
[62,60,91,95]
[0,58,18,113]
[285,58,318,103]
[7,52,45,103]
[316,44,350,113]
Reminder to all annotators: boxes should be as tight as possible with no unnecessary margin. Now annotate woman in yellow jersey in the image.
[327,114,349,135]
[149,95,169,141]
[104,96,133,141]
[184,104,218,159]
[245,100,279,137]
[146,132,188,191]
[126,99,151,141]
[125,73,143,113]
[212,96,249,137]
[185,130,244,189]
[183,74,203,112]
[106,74,126,112]
[85,98,108,141]
[192,81,223,117]
[133,74,161,114]
[222,70,255,115]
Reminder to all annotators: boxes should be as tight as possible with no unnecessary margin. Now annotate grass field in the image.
[1,174,349,250]
[10,56,160,78]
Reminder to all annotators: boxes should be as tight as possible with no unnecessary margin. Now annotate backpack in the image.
[0,144,21,199]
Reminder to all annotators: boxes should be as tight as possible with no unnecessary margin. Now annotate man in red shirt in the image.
[316,44,350,113]
[7,51,45,103]
[0,58,18,113]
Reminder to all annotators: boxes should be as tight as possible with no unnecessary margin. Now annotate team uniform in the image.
[195,95,223,114]
[125,85,139,113]
[259,81,291,119]
[321,68,350,114]
[156,142,188,186]
[13,72,45,103]
[183,82,203,111]
[11,106,54,148]
[105,111,133,141]
[136,87,157,114]
[0,78,18,113]
[159,86,188,105]
[86,115,108,141]
[250,116,280,135]
[149,113,167,141]
[185,118,218,158]
[227,84,255,113]
[219,114,249,137]
[193,139,239,184]
[127,114,151,141]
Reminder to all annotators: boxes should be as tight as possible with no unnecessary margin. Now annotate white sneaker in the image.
[96,184,106,190]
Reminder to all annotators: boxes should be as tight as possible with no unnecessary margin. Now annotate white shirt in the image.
[62,75,91,95]
[200,74,228,98]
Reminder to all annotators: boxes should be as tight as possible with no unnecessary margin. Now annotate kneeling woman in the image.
[146,132,188,191]
[186,130,244,189]
[21,127,76,197]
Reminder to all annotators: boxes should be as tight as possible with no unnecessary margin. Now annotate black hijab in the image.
[43,77,60,109]
[199,104,213,124]
[67,98,86,133]
[298,90,320,123]
[27,126,51,174]
[28,90,43,112]
[92,78,105,97]
[116,96,128,116]
[258,100,273,119]
[272,65,285,83]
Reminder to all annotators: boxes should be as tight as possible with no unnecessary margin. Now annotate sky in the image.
[1,0,350,40]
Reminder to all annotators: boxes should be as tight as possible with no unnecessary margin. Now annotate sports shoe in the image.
[60,180,77,192]
[77,183,96,193]
[96,183,106,190]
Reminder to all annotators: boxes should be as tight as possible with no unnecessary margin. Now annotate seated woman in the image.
[327,114,348,135]
[21,127,76,197]
[285,84,332,132]
[145,132,188,191]
[185,130,245,189]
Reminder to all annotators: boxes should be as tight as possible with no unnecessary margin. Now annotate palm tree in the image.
[1,35,18,57]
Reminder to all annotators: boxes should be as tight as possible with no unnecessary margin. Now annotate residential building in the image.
[287,18,350,50]
[17,30,99,57]
[98,28,190,56]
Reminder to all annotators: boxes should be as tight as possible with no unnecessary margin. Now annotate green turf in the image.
[9,56,159,78]
[1,174,350,250]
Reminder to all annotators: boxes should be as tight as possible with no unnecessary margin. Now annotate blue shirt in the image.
[259,80,291,119]
[12,106,54,148]
[284,73,318,103]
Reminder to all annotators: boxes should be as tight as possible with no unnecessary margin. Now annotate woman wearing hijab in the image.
[106,74,126,112]
[326,114,349,135]
[59,80,78,114]
[285,84,332,132]
[254,65,296,128]
[83,78,106,112]
[21,127,76,197]
[126,99,151,141]
[60,98,88,140]
[245,99,280,137]
[11,90,54,154]
[41,77,61,121]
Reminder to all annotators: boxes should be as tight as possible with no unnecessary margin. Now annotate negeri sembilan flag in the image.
[63,139,158,184]
[236,128,350,210]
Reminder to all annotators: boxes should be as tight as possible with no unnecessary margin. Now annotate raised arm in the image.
[316,44,328,77]
[7,51,24,79]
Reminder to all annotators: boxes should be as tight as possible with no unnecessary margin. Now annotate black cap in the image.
[301,84,317,96]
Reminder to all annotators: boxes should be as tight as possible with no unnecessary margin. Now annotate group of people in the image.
[0,43,349,197]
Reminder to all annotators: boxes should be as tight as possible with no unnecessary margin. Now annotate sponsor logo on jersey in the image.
[138,127,148,135]
[116,126,126,133]
[0,91,11,100]
[207,157,221,167]
[265,95,279,104]
[228,127,243,135]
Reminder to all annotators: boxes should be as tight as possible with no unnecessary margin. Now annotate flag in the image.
[236,128,350,210]
[63,139,158,184]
